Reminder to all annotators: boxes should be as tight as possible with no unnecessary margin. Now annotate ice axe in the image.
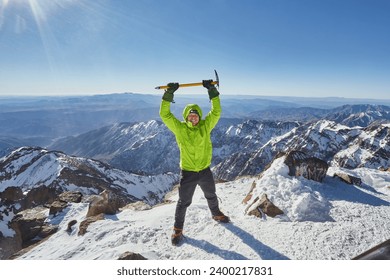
[155,70,219,90]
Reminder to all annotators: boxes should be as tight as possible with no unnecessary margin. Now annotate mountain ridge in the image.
[47,104,390,180]
[0,146,178,204]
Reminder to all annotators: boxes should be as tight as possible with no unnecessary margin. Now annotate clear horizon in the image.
[1,0,389,98]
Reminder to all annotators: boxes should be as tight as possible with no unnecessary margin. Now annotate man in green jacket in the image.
[160,80,230,246]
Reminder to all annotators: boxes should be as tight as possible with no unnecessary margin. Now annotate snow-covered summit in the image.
[13,153,390,260]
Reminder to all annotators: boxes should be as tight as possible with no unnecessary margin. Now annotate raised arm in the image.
[159,83,181,132]
[203,80,221,131]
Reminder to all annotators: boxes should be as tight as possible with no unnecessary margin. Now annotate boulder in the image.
[78,190,124,236]
[38,224,58,239]
[11,207,48,243]
[78,213,104,236]
[49,200,68,216]
[24,185,59,209]
[333,172,362,186]
[49,191,84,216]
[86,190,122,217]
[353,239,390,260]
[0,186,60,259]
[58,191,83,203]
[9,206,58,250]
[66,220,77,233]
[246,197,262,218]
[245,194,284,218]
[284,151,328,182]
[121,201,152,211]
[0,236,23,260]
[117,251,147,260]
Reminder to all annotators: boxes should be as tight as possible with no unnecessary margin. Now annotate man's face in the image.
[187,113,200,126]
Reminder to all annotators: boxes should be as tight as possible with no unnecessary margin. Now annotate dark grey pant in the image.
[174,167,220,229]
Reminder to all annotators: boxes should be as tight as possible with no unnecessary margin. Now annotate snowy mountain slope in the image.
[15,156,390,260]
[0,147,178,204]
[332,123,390,169]
[47,104,390,181]
[325,104,390,127]
[212,120,299,163]
[249,103,390,126]
[214,120,389,181]
[0,146,179,259]
[49,119,299,175]
[49,120,179,175]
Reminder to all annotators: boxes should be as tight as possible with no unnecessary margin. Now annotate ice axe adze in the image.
[155,70,219,90]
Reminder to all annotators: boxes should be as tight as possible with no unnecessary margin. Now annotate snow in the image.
[15,156,390,261]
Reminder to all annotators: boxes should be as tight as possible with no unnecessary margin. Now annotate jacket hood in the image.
[182,104,203,120]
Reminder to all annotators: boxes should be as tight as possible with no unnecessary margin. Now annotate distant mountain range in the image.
[44,104,390,181]
[48,119,300,175]
[1,93,390,144]
[1,93,389,180]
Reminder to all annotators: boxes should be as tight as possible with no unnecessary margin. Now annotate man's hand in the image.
[203,80,219,100]
[202,79,214,90]
[162,82,179,102]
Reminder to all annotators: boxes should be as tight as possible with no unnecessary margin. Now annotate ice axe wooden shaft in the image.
[155,81,218,90]
[155,70,219,90]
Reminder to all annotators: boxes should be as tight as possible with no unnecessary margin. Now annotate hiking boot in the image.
[171,227,183,246]
[212,211,230,223]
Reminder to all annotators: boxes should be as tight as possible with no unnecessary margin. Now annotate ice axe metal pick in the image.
[155,70,219,90]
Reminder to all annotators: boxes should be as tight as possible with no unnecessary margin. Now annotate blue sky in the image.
[0,0,389,98]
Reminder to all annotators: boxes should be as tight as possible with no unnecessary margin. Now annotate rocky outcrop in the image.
[78,213,105,236]
[49,191,83,216]
[0,185,59,210]
[353,239,390,260]
[284,151,328,182]
[11,207,58,248]
[333,172,362,186]
[1,147,178,259]
[86,190,123,217]
[66,220,77,233]
[0,186,24,202]
[78,190,125,236]
[23,185,59,209]
[117,251,147,260]
[0,187,83,259]
[242,181,257,204]
[121,201,152,211]
[49,200,68,216]
[245,194,284,218]
[58,191,83,203]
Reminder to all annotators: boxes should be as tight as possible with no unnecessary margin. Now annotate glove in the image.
[202,79,214,90]
[162,82,179,102]
[203,80,219,99]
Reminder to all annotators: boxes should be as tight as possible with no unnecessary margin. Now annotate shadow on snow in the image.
[185,223,290,260]
[321,177,390,206]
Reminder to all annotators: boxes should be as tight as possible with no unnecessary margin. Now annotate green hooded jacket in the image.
[159,96,221,172]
